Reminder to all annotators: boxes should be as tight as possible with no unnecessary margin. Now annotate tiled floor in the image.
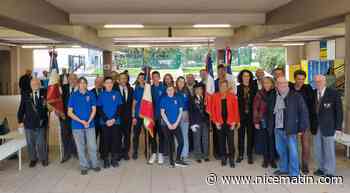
[0,148,350,193]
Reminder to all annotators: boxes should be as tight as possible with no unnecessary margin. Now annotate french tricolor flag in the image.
[205,52,215,116]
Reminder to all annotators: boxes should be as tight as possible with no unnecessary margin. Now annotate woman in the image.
[68,77,100,175]
[176,76,191,162]
[131,72,145,160]
[253,77,277,169]
[236,70,258,164]
[160,85,187,167]
[97,77,123,168]
[189,83,210,163]
[163,73,174,88]
[212,80,240,168]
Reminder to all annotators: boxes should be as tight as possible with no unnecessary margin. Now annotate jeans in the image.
[180,120,189,158]
[59,118,76,158]
[163,125,183,165]
[25,128,48,161]
[275,128,299,176]
[314,130,336,175]
[101,124,121,160]
[192,122,209,159]
[72,128,99,170]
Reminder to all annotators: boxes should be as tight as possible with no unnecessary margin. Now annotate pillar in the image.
[344,15,350,134]
[103,50,112,76]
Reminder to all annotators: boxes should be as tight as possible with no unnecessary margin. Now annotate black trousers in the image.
[219,123,235,160]
[149,119,165,154]
[261,127,276,162]
[238,113,255,158]
[132,117,144,154]
[120,118,132,157]
[101,124,121,160]
[59,118,76,158]
[212,122,221,157]
[162,125,183,165]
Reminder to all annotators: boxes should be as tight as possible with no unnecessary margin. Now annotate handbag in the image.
[0,117,10,135]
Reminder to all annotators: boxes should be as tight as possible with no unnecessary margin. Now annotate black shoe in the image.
[270,160,277,169]
[236,156,243,163]
[221,158,227,166]
[175,160,188,167]
[204,158,210,162]
[81,170,88,175]
[313,169,325,176]
[229,159,235,168]
[111,160,119,168]
[60,155,71,164]
[248,157,253,164]
[196,159,202,163]
[132,152,138,160]
[170,162,175,168]
[42,160,49,167]
[273,170,288,176]
[103,159,110,168]
[302,166,309,175]
[123,154,130,160]
[29,160,37,168]
[92,167,101,172]
[262,160,268,168]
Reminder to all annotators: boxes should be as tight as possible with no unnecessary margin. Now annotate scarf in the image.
[274,88,289,129]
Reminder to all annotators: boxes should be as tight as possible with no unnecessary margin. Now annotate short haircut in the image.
[273,67,285,74]
[217,64,225,70]
[78,77,88,84]
[152,71,160,76]
[293,69,307,78]
[104,76,113,82]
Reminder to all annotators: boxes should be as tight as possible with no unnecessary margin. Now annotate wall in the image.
[305,41,320,60]
[335,37,345,59]
[0,50,11,94]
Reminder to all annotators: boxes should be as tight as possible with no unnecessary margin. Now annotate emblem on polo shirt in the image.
[112,95,116,101]
[174,100,178,105]
[86,96,90,102]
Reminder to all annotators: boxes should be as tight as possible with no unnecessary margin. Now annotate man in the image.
[199,69,208,85]
[60,73,78,163]
[116,72,134,160]
[68,77,101,175]
[186,74,197,96]
[290,70,316,174]
[40,70,50,90]
[254,68,265,90]
[149,71,166,164]
[272,67,285,80]
[59,68,69,86]
[312,75,343,177]
[19,69,33,95]
[91,76,104,142]
[97,77,123,168]
[17,78,49,167]
[266,77,309,176]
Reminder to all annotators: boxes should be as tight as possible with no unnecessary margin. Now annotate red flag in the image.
[139,83,155,137]
[47,70,65,118]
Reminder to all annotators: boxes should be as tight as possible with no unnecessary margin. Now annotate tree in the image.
[254,47,286,73]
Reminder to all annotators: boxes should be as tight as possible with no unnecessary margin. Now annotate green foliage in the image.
[253,47,286,73]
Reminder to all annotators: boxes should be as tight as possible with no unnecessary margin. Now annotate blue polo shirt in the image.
[68,90,96,129]
[97,90,123,125]
[160,95,182,124]
[133,85,144,117]
[176,90,190,111]
[151,83,166,119]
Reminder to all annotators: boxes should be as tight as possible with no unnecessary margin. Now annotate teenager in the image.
[148,71,166,164]
[189,83,210,163]
[176,76,191,162]
[97,77,123,168]
[236,70,258,164]
[160,85,187,167]
[212,80,240,168]
[131,73,145,160]
[68,77,100,175]
[163,73,174,88]
[253,77,277,169]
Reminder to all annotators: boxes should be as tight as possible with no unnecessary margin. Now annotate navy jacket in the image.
[266,89,310,135]
[17,89,48,129]
[189,95,209,126]
[312,87,343,136]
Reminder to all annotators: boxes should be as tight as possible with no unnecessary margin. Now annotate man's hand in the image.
[81,120,89,128]
[132,118,137,126]
[255,124,260,129]
[235,123,240,129]
[19,123,24,128]
[216,123,221,130]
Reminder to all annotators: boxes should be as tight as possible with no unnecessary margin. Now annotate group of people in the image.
[17,65,343,177]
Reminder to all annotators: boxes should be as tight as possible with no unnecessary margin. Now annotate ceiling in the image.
[0,27,60,45]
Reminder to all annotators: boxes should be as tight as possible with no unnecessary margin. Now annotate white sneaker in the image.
[158,153,164,165]
[148,153,157,164]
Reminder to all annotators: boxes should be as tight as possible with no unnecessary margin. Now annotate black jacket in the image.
[19,74,32,95]
[189,95,209,126]
[115,84,134,121]
[17,89,48,129]
[266,89,310,135]
[290,83,317,131]
[312,87,343,136]
[237,84,258,120]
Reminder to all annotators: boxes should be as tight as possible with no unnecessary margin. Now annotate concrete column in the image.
[103,50,112,76]
[344,15,350,133]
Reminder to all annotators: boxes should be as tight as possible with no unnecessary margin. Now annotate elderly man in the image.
[266,77,309,176]
[186,74,197,96]
[312,75,343,177]
[91,76,104,147]
[17,78,49,167]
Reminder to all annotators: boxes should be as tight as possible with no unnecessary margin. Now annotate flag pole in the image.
[206,39,213,159]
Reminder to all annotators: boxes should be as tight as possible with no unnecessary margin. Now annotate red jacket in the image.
[211,92,240,126]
